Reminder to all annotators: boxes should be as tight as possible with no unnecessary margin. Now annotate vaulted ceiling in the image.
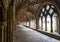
[0,0,60,22]
[16,0,60,11]
[16,0,60,22]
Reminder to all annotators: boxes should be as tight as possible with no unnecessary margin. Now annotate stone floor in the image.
[13,24,60,42]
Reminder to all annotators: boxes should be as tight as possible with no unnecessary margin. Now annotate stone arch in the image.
[38,2,60,16]
[38,2,60,33]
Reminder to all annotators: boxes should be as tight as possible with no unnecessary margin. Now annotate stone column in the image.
[36,15,39,29]
[3,9,7,42]
[29,18,30,27]
[59,15,60,34]
[12,0,16,31]
[26,20,27,25]
[7,0,16,42]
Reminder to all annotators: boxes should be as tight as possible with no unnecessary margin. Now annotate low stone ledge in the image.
[23,25,60,40]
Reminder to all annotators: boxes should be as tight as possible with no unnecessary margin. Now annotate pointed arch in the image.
[38,2,60,34]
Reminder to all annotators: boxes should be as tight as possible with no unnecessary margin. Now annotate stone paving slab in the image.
[13,25,60,42]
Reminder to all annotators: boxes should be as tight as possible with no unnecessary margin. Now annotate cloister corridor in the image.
[0,0,60,42]
[13,24,60,42]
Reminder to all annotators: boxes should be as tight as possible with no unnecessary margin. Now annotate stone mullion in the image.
[45,16,47,31]
[50,16,53,32]
[59,15,60,34]
[56,16,59,33]
[57,16,59,34]
[41,17,43,30]
[39,17,41,29]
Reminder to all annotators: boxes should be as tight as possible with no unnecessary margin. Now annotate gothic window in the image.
[39,4,59,33]
[47,15,51,32]
[43,16,45,31]
[46,5,50,11]
[30,14,36,29]
[49,8,53,14]
[52,13,58,32]
[42,8,45,12]
[39,18,41,28]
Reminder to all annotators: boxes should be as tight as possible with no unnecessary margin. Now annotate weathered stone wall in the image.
[0,0,16,42]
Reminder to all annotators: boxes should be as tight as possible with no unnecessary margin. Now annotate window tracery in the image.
[39,4,59,33]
